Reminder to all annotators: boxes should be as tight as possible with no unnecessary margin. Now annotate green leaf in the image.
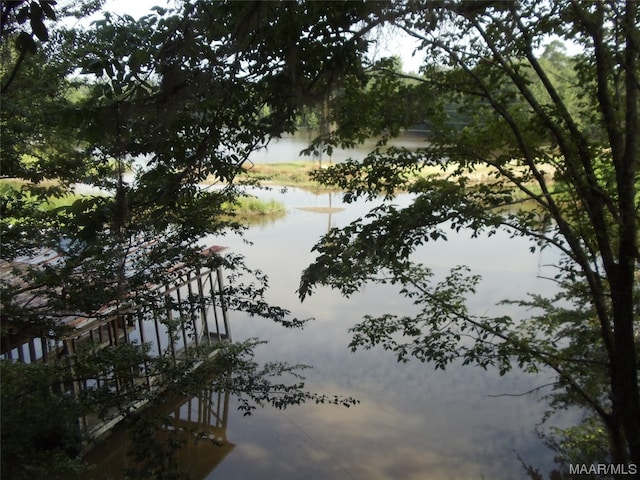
[29,2,48,41]
[40,1,56,21]
[15,30,37,53]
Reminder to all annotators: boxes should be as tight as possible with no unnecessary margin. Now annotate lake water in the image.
[86,185,568,479]
[210,188,562,480]
[247,130,430,164]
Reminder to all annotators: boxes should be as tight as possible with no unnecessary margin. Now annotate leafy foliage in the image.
[299,0,640,467]
[0,361,85,480]
[1,1,388,477]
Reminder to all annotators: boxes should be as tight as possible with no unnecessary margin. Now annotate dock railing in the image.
[1,245,232,441]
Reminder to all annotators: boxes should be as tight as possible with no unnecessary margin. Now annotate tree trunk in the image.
[611,264,640,466]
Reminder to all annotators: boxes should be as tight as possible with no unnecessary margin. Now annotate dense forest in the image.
[1,1,638,478]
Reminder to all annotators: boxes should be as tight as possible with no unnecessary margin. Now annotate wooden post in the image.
[165,286,176,363]
[216,268,231,342]
[40,337,48,362]
[186,271,199,348]
[196,268,211,344]
[208,271,222,341]
[28,338,36,363]
[175,281,189,354]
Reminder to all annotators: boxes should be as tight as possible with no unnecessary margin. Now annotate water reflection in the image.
[249,131,429,164]
[83,387,234,479]
[207,187,563,479]
[85,186,564,479]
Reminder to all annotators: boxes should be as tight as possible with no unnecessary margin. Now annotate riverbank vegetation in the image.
[1,1,637,478]
[1,179,286,221]
[0,179,83,211]
[223,196,286,219]
[243,159,555,197]
[242,161,331,190]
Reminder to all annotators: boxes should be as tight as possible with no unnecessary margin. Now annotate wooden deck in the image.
[1,243,232,441]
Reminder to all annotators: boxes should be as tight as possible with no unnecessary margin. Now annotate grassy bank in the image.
[243,161,329,190]
[223,196,286,218]
[1,181,287,224]
[0,180,81,211]
[241,160,555,198]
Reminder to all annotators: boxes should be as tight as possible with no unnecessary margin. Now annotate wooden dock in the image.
[1,243,232,440]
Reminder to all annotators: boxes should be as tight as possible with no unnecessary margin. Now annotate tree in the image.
[1,1,386,477]
[299,0,639,468]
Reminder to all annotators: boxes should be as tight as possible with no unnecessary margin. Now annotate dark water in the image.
[85,186,568,479]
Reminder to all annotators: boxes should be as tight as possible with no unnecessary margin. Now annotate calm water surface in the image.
[248,130,430,164]
[86,186,568,479]
[209,188,562,480]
